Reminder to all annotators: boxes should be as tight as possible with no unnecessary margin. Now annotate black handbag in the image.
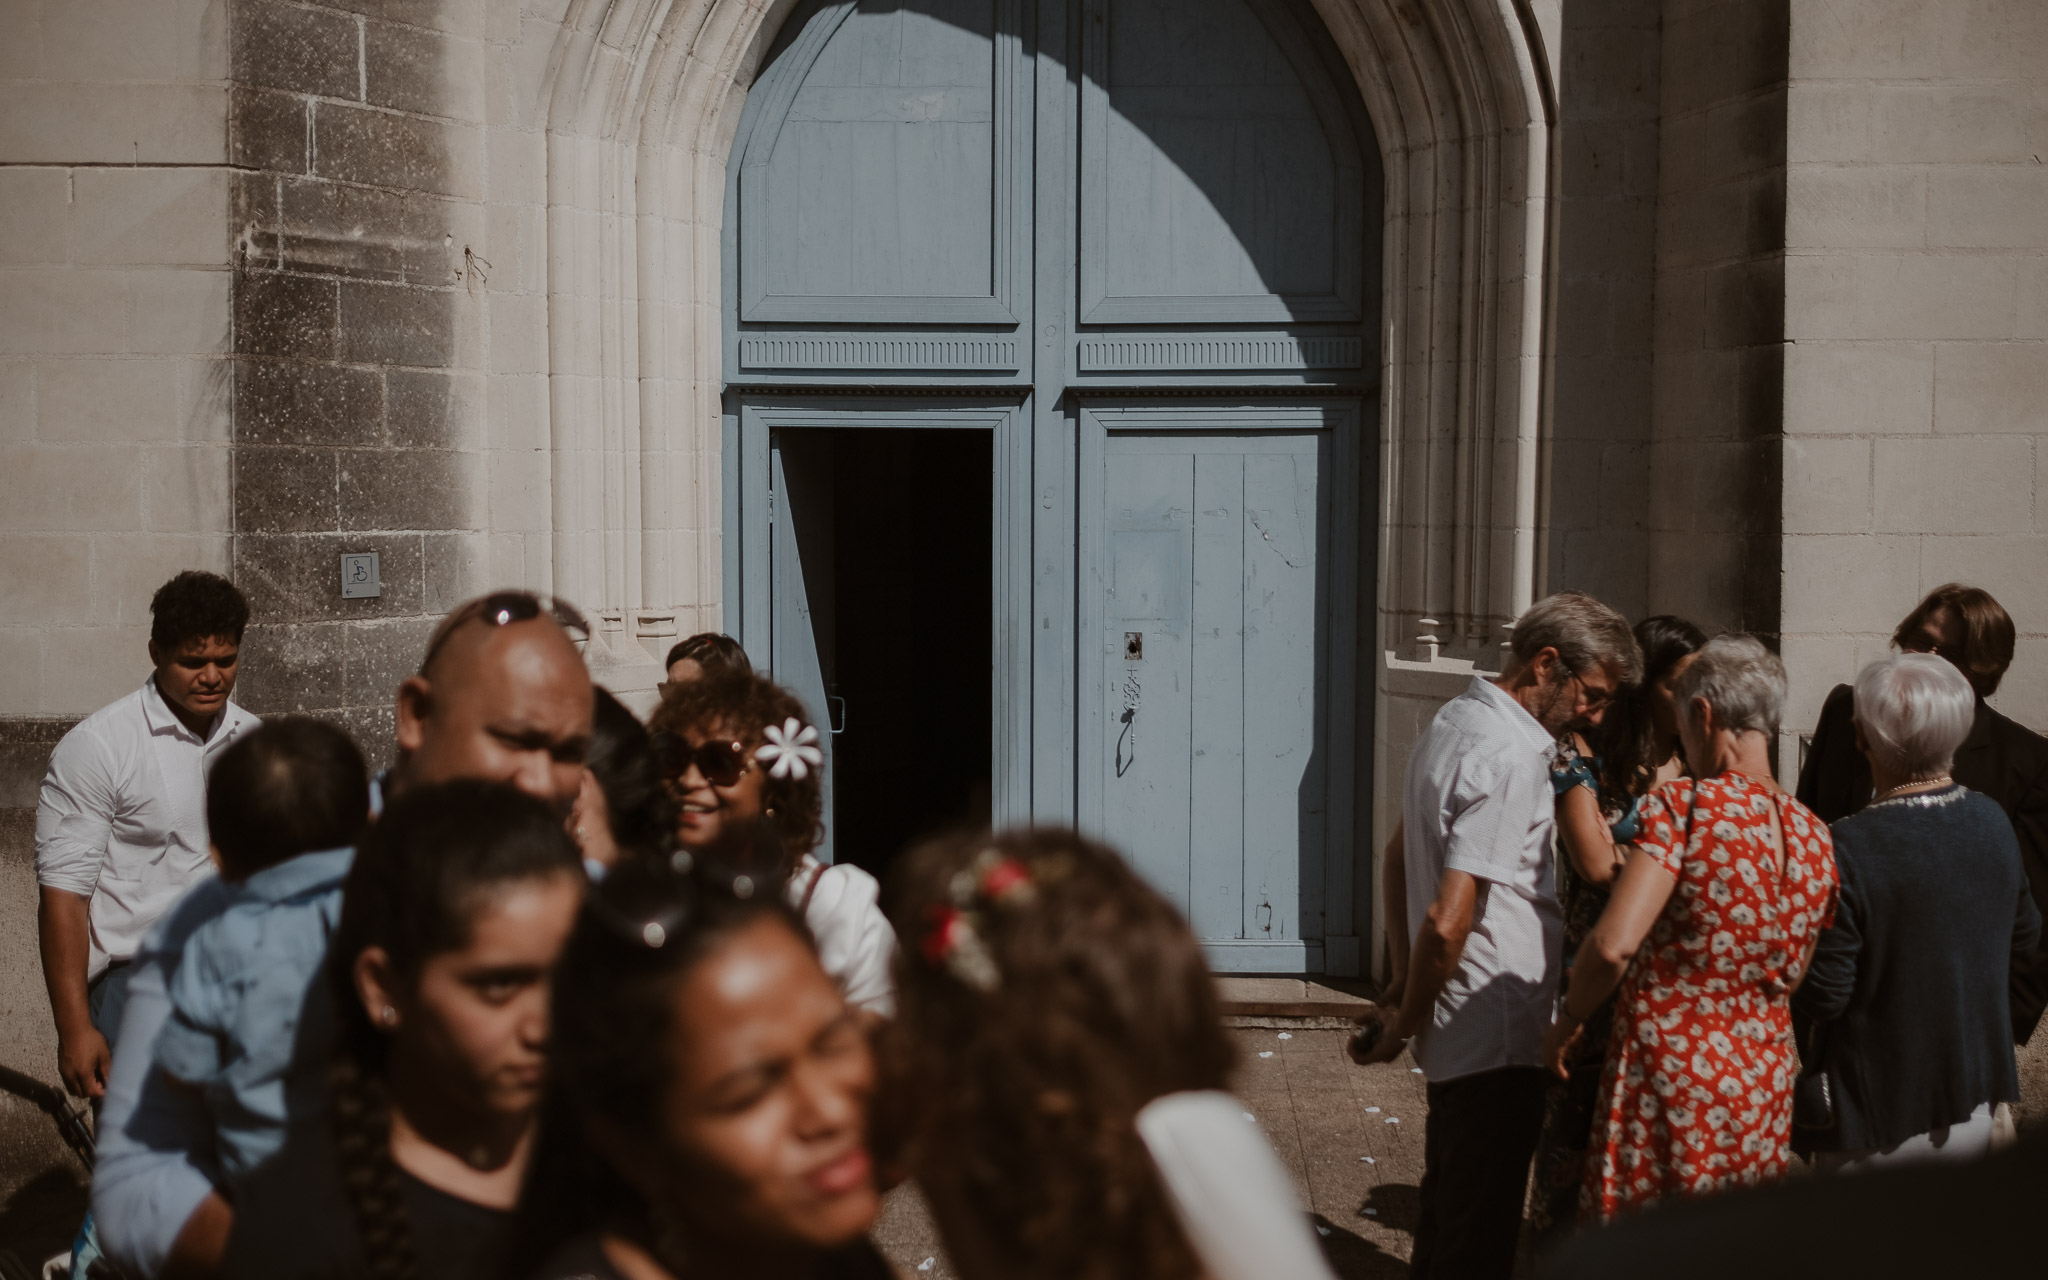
[1793,1066,1835,1131]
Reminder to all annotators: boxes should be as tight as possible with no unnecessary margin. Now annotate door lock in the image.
[1123,632,1143,661]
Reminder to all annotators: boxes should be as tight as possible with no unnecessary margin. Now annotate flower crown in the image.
[755,717,823,780]
[921,848,1037,992]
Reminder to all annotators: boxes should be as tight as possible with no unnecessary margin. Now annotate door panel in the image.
[1081,408,1350,971]
[770,439,838,862]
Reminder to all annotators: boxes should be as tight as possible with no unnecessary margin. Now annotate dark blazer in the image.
[1797,685,2048,1039]
[1792,787,2040,1152]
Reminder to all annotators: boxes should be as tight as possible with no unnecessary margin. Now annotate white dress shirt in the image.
[35,675,259,977]
[787,855,898,1015]
[1402,675,1562,1082]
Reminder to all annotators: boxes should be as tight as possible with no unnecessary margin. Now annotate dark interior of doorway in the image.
[784,427,993,883]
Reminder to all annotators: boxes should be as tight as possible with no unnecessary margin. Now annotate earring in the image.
[380,1006,398,1027]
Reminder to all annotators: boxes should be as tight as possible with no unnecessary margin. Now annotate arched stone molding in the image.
[531,0,1555,707]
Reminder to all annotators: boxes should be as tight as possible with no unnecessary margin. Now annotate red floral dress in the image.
[1581,772,1837,1222]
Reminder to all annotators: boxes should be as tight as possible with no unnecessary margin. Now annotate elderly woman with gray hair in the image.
[1542,635,1839,1221]
[1789,653,2041,1171]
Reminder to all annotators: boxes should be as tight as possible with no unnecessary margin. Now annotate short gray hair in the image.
[1508,591,1643,686]
[1853,652,1975,780]
[1673,634,1785,737]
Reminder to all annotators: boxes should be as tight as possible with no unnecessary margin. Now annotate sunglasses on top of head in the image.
[651,732,752,788]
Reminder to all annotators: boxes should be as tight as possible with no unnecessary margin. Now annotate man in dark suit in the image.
[1796,583,2048,1043]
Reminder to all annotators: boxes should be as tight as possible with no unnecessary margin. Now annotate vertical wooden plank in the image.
[1100,444,1195,912]
[1033,0,1076,825]
[770,441,837,863]
[1189,450,1246,941]
[1240,439,1322,945]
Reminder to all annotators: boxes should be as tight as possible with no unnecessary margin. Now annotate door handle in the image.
[827,695,848,735]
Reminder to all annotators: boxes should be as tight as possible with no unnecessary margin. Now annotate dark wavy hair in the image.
[586,688,676,853]
[663,632,752,677]
[1593,614,1708,802]
[206,717,369,879]
[509,856,806,1265]
[326,780,582,1280]
[880,828,1235,1280]
[149,569,249,651]
[648,671,824,860]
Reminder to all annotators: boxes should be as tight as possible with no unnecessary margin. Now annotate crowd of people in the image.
[30,570,2048,1279]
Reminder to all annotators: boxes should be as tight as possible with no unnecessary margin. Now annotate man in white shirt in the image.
[1352,591,1640,1279]
[36,571,257,1102]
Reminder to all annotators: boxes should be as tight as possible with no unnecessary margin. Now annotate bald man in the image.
[91,593,594,1278]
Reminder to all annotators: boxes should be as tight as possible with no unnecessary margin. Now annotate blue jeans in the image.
[74,961,134,1279]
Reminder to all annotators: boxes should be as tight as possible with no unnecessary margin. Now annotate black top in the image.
[529,1231,897,1280]
[1541,1127,2048,1279]
[1791,785,2041,1151]
[1798,685,2048,1038]
[223,1118,513,1280]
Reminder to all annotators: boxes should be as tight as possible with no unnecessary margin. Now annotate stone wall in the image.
[1778,0,2048,750]
[0,0,235,755]
[1647,0,1788,638]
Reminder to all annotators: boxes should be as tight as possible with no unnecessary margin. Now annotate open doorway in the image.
[774,427,994,883]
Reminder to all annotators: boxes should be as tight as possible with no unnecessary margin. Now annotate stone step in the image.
[1215,975,1382,1024]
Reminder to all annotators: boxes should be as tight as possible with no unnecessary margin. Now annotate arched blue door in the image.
[724,0,1379,974]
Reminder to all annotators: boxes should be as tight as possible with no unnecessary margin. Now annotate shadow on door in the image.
[777,427,994,882]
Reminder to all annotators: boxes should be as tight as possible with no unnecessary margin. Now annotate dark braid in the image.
[328,779,582,1280]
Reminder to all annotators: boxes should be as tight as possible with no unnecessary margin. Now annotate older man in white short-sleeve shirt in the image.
[1353,592,1640,1280]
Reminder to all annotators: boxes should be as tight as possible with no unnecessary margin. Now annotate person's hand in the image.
[1542,1013,1583,1081]
[57,1023,111,1099]
[1346,1004,1409,1066]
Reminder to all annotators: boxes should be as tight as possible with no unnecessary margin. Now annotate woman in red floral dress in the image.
[1542,635,1838,1222]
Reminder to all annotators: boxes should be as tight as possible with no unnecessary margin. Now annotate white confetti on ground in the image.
[1243,1111,1257,1122]
[917,1261,934,1273]
[1315,1224,1332,1237]
[1277,1032,1293,1040]
[1365,1208,1379,1216]
[1411,1067,1424,1074]
[1384,1116,1400,1124]
[1259,1050,1274,1058]
[1364,1106,1380,1113]
[1360,1156,1376,1163]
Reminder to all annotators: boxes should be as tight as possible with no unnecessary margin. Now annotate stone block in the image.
[1783,341,1933,436]
[364,18,485,121]
[343,616,439,707]
[0,538,94,625]
[1787,0,1944,79]
[41,625,151,715]
[233,531,426,625]
[228,86,309,175]
[1919,535,2048,626]
[1779,534,1920,634]
[485,127,545,206]
[0,363,28,433]
[337,281,455,367]
[485,372,547,451]
[91,532,231,627]
[278,178,425,283]
[70,167,229,269]
[1786,252,2018,342]
[1927,168,2048,251]
[487,448,550,533]
[312,100,482,201]
[1788,82,2048,167]
[1777,630,1859,742]
[131,269,232,355]
[0,270,128,357]
[234,445,338,533]
[0,170,70,265]
[340,447,481,531]
[325,0,486,38]
[339,702,400,770]
[1785,165,1925,251]
[233,358,384,447]
[422,530,490,613]
[234,621,347,713]
[37,0,226,82]
[1934,342,2048,435]
[486,290,546,373]
[1781,436,1871,534]
[2022,259,2048,341]
[1871,435,2033,535]
[387,370,483,450]
[141,444,234,534]
[0,630,43,717]
[232,0,362,101]
[1995,637,2048,731]
[0,83,228,166]
[1702,86,1786,183]
[234,271,338,360]
[1704,256,1784,350]
[0,446,142,531]
[36,358,183,444]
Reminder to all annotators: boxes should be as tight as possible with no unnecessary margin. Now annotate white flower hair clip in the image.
[756,717,823,780]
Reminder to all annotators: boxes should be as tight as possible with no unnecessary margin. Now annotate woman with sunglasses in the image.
[221,780,584,1280]
[648,673,896,1015]
[515,856,889,1280]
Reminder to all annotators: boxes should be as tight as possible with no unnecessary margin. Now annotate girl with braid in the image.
[221,780,584,1280]
[517,853,888,1280]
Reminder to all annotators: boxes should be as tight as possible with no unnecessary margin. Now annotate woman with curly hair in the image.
[221,780,584,1280]
[883,828,1337,1280]
[649,672,895,1014]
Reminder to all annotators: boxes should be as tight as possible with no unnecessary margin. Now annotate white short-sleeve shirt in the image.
[787,855,898,1015]
[1402,675,1562,1082]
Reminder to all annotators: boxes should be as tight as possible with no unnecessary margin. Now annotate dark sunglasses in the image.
[651,732,753,787]
[419,591,591,673]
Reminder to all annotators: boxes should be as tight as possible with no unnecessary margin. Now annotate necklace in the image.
[1872,775,1952,803]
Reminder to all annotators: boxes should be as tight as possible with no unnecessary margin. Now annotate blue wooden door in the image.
[725,0,1378,972]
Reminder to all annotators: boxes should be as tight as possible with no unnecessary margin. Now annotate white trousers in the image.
[1818,1101,1997,1173]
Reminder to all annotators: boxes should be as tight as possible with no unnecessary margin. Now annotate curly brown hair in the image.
[648,671,825,860]
[880,828,1235,1280]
